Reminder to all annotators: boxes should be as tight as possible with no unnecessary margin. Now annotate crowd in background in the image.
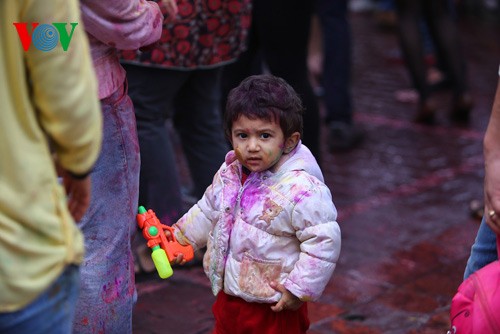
[1,0,499,333]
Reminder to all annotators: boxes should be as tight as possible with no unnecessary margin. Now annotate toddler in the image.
[172,74,341,334]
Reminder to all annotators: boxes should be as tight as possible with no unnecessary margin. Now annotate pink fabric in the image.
[80,0,162,98]
[449,238,500,333]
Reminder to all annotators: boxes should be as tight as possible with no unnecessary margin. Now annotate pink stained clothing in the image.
[72,2,162,333]
[174,142,341,303]
[80,0,163,99]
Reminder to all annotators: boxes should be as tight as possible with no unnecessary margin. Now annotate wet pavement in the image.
[132,9,500,334]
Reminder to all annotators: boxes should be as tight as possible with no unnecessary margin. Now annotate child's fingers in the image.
[269,282,303,312]
[269,281,286,293]
[172,253,184,265]
[270,300,286,312]
[269,282,288,312]
[164,230,173,241]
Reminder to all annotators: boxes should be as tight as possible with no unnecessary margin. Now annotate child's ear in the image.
[284,132,300,154]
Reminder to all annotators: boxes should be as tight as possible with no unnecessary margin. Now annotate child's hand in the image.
[269,282,303,312]
[163,228,188,265]
[171,253,185,265]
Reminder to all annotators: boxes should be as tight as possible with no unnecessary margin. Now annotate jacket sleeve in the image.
[24,0,102,175]
[284,183,341,302]
[174,168,224,250]
[80,0,162,50]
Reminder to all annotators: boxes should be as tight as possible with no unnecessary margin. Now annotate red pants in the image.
[212,291,310,334]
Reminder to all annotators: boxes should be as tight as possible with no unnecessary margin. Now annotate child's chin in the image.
[245,165,264,173]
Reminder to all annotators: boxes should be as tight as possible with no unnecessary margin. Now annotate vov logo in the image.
[13,22,78,52]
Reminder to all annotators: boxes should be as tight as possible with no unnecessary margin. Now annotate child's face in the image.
[231,115,298,173]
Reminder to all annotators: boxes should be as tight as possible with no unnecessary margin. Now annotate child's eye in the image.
[260,133,271,139]
[237,133,248,139]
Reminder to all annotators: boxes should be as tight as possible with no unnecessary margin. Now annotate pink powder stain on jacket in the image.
[290,179,313,203]
[240,184,262,209]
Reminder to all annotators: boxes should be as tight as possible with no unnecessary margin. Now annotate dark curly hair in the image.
[224,74,304,141]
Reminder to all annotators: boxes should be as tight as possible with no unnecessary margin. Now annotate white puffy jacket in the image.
[174,142,341,303]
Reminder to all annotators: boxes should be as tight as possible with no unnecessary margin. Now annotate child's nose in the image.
[248,138,259,151]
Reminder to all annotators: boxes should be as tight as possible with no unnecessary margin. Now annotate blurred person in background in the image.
[315,0,365,152]
[73,1,162,332]
[394,0,473,125]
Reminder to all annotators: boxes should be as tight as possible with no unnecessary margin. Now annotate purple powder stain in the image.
[101,277,123,304]
[240,185,262,209]
[292,186,312,204]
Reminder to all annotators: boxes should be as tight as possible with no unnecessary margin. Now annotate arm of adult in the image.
[80,0,163,50]
[484,75,500,233]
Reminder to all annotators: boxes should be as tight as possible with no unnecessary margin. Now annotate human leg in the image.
[317,0,351,125]
[0,265,80,334]
[317,0,364,152]
[394,0,435,123]
[219,13,262,116]
[123,63,185,226]
[73,83,139,333]
[374,0,397,29]
[422,0,472,123]
[463,216,498,279]
[254,0,321,162]
[173,69,229,199]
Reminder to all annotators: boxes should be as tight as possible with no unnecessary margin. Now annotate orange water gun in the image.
[136,206,194,279]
